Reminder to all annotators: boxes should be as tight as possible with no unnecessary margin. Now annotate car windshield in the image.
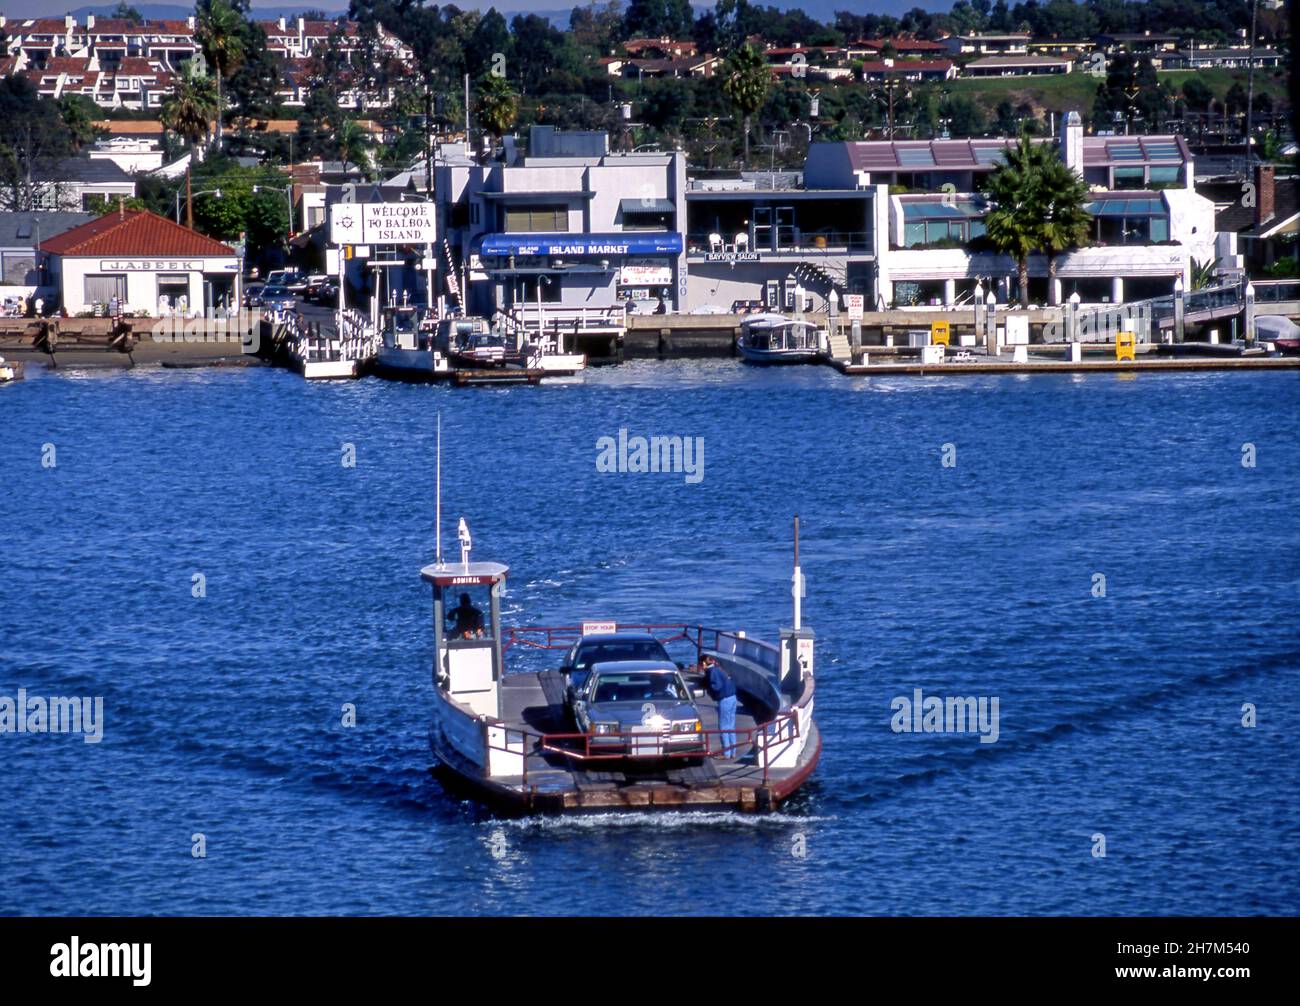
[591,672,687,704]
[264,286,289,295]
[573,639,670,672]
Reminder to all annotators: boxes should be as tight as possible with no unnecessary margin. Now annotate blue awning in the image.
[478,232,683,257]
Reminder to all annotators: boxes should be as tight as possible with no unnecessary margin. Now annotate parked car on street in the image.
[259,284,297,312]
[264,270,307,292]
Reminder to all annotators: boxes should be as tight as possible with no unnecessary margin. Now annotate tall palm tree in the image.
[475,73,518,142]
[977,133,1060,306]
[721,44,771,169]
[195,0,246,152]
[160,67,217,153]
[1036,157,1093,303]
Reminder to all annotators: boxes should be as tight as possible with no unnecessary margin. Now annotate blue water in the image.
[2,361,1298,916]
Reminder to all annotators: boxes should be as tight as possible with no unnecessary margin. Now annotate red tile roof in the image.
[40,210,235,257]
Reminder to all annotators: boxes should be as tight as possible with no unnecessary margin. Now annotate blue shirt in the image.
[706,664,736,701]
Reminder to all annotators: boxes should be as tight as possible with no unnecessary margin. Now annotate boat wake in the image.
[486,811,837,832]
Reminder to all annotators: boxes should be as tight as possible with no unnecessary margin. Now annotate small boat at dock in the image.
[737,313,827,365]
[373,304,450,381]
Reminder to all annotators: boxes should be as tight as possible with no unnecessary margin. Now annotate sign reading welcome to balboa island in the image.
[329,202,439,246]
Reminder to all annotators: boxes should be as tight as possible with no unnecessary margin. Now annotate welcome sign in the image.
[329,202,438,246]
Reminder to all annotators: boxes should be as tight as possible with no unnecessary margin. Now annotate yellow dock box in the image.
[1115,332,1136,361]
[931,320,950,346]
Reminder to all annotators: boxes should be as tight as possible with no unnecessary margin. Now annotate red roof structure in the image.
[40,209,235,257]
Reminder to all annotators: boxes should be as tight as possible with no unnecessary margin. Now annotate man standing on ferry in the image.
[703,656,738,758]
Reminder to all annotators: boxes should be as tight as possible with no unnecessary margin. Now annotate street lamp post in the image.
[177,187,222,225]
[252,184,294,242]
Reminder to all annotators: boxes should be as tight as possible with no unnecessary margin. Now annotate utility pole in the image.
[185,166,193,229]
[424,81,433,197]
[1243,0,1260,167]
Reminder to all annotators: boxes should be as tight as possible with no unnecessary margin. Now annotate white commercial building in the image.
[41,209,239,316]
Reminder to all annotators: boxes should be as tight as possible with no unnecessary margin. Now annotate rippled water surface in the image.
[2,361,1298,915]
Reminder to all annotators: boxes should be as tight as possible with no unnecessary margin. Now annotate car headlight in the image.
[593,722,618,736]
[673,720,702,734]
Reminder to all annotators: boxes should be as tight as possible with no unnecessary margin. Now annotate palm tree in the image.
[982,133,1066,306]
[195,0,246,152]
[335,119,371,178]
[160,67,217,153]
[721,44,770,169]
[1036,157,1093,303]
[475,73,518,143]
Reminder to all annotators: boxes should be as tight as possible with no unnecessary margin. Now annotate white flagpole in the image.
[436,413,443,566]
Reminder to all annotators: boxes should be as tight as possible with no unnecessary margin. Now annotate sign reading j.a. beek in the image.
[330,202,437,246]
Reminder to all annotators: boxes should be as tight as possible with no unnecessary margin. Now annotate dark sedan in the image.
[561,631,675,695]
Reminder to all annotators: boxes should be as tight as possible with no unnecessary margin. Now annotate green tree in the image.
[160,68,218,153]
[58,94,104,148]
[623,0,694,39]
[721,44,770,168]
[195,0,247,151]
[475,73,519,141]
[226,20,282,129]
[1093,53,1163,132]
[111,3,144,23]
[0,76,79,211]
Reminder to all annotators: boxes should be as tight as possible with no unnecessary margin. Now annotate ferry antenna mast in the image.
[436,413,443,566]
[793,515,802,630]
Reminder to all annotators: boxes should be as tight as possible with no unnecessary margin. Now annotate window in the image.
[84,275,126,305]
[622,210,672,231]
[2,252,35,286]
[1148,165,1181,185]
[504,204,568,232]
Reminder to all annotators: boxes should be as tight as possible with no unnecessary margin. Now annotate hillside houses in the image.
[0,13,411,111]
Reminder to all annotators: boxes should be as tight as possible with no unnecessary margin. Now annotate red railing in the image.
[482,707,801,786]
[502,623,711,668]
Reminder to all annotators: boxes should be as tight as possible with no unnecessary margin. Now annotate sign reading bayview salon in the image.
[329,202,437,245]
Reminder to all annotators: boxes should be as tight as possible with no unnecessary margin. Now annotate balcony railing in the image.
[686,231,872,256]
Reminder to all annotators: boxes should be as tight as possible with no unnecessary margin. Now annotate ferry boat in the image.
[425,518,820,813]
[373,304,450,381]
[737,313,827,365]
